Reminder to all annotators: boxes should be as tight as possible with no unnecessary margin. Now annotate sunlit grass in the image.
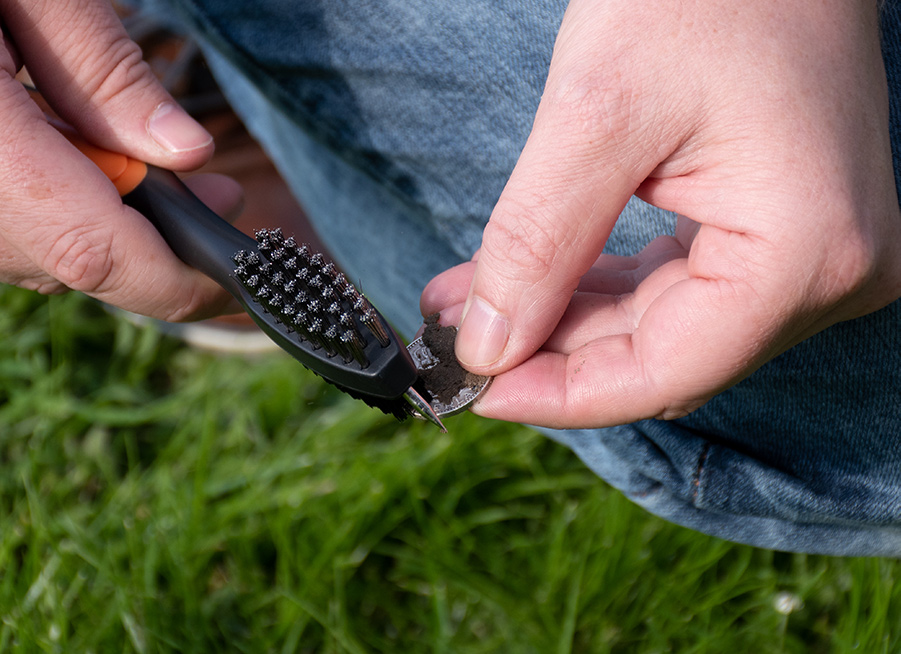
[0,285,898,652]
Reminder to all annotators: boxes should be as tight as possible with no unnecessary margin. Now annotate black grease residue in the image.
[419,313,481,405]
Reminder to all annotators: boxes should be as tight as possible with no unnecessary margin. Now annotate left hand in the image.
[421,0,901,429]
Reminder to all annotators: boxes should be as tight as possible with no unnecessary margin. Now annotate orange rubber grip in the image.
[51,120,148,196]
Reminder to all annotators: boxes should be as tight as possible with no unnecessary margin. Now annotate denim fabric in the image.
[152,0,901,555]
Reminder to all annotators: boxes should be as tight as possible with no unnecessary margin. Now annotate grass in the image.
[0,285,900,653]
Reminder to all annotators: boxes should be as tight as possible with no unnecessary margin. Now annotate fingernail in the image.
[148,102,213,153]
[457,296,509,368]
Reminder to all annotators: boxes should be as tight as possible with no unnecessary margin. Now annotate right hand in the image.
[0,0,236,320]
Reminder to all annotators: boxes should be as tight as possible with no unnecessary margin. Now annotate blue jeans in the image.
[151,0,901,556]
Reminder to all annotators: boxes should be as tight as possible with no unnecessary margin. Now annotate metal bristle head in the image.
[306,298,322,315]
[232,230,395,367]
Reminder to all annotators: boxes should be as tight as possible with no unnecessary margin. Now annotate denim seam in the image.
[692,442,712,504]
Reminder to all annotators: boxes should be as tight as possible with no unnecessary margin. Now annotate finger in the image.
[422,234,682,323]
[0,103,231,321]
[544,255,689,354]
[0,235,67,294]
[0,18,21,73]
[2,0,212,169]
[539,293,626,355]
[182,173,245,223]
[576,235,686,295]
[675,214,700,249]
[472,274,779,428]
[453,6,688,375]
[424,233,689,358]
[421,260,476,319]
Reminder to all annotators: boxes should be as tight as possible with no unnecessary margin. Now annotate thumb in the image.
[456,54,671,374]
[4,0,212,169]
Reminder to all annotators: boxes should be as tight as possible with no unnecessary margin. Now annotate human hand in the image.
[0,0,238,320]
[422,0,901,428]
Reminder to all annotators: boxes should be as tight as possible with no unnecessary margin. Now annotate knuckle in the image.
[25,279,70,296]
[78,33,155,108]
[482,198,565,283]
[656,404,700,421]
[794,218,890,315]
[828,232,882,295]
[42,224,116,294]
[160,288,211,323]
[0,255,68,295]
[541,63,636,144]
[648,367,712,420]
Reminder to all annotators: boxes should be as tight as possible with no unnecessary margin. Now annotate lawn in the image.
[0,284,899,653]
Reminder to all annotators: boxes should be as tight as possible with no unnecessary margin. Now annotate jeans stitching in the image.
[692,442,712,503]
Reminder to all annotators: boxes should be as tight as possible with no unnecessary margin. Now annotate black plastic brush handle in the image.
[124,167,419,400]
[123,166,255,293]
[55,118,419,400]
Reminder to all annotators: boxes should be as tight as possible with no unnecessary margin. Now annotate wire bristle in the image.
[233,229,393,367]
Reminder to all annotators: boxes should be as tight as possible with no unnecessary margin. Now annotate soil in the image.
[419,313,483,405]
